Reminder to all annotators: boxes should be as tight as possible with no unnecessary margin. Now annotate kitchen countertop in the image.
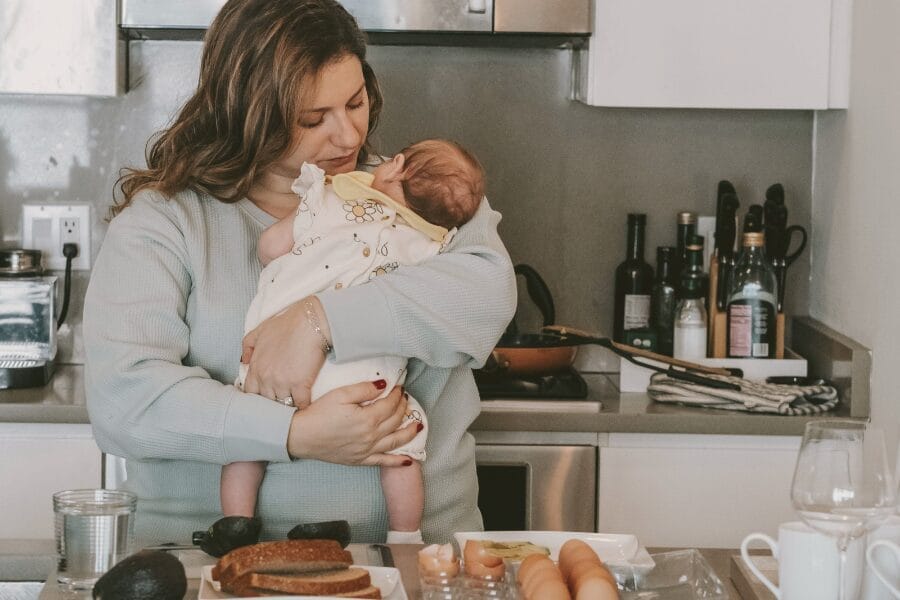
[0,366,856,436]
[0,539,747,599]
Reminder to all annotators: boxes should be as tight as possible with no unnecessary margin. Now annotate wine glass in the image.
[790,419,898,600]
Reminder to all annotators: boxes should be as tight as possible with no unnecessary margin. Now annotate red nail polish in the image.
[373,379,387,390]
[402,459,413,466]
[416,423,424,432]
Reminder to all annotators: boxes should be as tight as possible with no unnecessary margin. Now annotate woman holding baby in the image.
[83,0,515,547]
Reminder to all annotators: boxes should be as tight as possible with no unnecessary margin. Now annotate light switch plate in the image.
[22,204,91,270]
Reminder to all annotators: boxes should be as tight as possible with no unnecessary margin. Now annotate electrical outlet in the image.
[22,204,91,270]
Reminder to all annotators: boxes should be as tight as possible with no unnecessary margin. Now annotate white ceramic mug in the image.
[741,521,864,600]
[863,516,900,600]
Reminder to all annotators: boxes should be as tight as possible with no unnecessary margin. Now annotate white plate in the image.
[198,564,408,599]
[453,530,656,572]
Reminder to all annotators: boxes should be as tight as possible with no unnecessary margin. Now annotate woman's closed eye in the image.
[299,95,366,129]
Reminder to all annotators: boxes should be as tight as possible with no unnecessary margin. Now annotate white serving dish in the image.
[198,564,407,600]
[619,348,807,393]
[453,530,655,574]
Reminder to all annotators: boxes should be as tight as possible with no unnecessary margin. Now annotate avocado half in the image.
[92,550,186,600]
[287,519,352,548]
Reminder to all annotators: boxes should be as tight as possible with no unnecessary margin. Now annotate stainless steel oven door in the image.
[474,444,596,532]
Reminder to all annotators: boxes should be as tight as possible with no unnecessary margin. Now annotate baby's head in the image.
[371,139,485,229]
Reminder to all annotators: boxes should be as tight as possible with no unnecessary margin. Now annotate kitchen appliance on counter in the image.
[0,249,57,389]
[474,368,588,400]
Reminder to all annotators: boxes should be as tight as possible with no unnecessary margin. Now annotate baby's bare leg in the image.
[380,461,424,532]
[221,461,266,517]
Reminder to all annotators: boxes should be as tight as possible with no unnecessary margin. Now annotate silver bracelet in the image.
[304,299,333,356]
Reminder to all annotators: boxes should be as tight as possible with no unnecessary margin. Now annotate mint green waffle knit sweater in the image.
[83,188,515,545]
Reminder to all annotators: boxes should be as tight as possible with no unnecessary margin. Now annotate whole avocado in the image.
[92,550,186,600]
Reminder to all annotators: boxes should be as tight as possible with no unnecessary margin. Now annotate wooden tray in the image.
[730,553,776,600]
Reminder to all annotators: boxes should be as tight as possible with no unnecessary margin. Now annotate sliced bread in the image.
[212,539,352,585]
[239,567,371,596]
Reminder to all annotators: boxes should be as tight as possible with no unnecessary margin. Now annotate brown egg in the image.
[568,561,612,588]
[464,540,503,567]
[571,563,620,596]
[530,577,573,600]
[521,559,562,598]
[517,554,555,586]
[417,543,460,577]
[558,540,600,579]
[573,574,619,600]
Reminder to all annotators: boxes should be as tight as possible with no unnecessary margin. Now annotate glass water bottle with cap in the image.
[673,236,707,360]
[726,231,778,358]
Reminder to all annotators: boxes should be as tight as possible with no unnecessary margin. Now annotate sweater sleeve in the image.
[317,197,516,369]
[83,194,294,464]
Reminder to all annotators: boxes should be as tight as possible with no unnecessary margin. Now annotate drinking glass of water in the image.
[53,489,137,590]
[790,420,897,600]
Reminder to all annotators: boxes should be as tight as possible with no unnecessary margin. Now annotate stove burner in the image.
[473,368,588,400]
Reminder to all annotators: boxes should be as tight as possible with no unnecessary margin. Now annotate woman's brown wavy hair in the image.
[111,0,382,217]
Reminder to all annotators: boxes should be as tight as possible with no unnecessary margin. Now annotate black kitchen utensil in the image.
[716,192,739,309]
[743,204,764,234]
[762,184,807,312]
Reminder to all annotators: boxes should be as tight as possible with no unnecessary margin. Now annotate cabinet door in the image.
[598,433,800,548]
[580,0,851,109]
[0,424,102,539]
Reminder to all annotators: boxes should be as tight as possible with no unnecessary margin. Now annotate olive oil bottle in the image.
[726,232,778,358]
[613,214,654,342]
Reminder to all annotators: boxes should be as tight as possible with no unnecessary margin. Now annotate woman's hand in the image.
[241,296,331,408]
[287,382,420,467]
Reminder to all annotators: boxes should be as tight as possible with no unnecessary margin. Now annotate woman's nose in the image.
[332,111,363,149]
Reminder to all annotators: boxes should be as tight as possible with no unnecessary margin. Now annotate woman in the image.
[82,0,516,545]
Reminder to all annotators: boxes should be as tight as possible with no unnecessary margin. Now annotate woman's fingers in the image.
[240,299,326,403]
[370,420,420,456]
[286,381,420,464]
[359,453,418,468]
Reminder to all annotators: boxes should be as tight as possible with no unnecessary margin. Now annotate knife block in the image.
[707,255,784,359]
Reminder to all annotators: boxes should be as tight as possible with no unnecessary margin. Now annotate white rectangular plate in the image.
[198,564,408,600]
[453,530,655,572]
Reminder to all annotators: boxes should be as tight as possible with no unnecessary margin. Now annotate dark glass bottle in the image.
[673,235,708,359]
[676,211,697,278]
[650,247,678,356]
[726,232,778,358]
[613,214,654,342]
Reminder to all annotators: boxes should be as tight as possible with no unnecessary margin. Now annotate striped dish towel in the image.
[647,373,839,415]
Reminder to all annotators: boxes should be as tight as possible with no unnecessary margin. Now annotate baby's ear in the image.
[383,153,406,181]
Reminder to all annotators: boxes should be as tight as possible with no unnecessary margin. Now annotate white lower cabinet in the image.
[598,433,800,548]
[0,423,102,539]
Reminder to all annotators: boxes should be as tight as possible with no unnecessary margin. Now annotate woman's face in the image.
[276,54,370,177]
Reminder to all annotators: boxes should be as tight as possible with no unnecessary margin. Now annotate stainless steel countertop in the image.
[0,367,857,436]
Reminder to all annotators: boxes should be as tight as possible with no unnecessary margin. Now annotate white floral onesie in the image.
[237,163,454,461]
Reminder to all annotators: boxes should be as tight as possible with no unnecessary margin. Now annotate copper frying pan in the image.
[483,265,740,387]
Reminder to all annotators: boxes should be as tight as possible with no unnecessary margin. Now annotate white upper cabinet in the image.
[0,0,123,97]
[577,0,852,109]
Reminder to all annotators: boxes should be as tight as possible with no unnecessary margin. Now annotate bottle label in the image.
[673,325,707,360]
[624,294,651,330]
[727,300,776,358]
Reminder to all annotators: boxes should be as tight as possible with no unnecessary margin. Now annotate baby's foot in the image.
[195,516,262,557]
